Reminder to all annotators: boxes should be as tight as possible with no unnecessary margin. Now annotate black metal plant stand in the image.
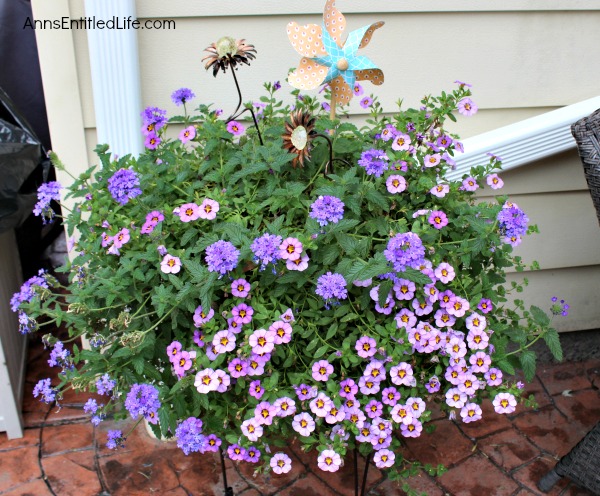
[218,447,372,496]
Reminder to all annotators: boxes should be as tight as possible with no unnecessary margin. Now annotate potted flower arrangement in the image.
[11,2,566,494]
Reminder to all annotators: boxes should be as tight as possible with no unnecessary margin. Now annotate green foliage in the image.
[17,78,565,483]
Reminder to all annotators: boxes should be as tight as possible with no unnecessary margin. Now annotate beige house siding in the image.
[31,2,600,331]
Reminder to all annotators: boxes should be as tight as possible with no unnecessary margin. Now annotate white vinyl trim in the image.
[449,96,600,180]
[85,0,143,157]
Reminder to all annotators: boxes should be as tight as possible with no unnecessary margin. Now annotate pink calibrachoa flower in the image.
[204,434,221,452]
[462,176,479,192]
[215,369,231,392]
[428,210,448,229]
[270,453,292,474]
[286,253,309,271]
[434,262,455,283]
[353,82,364,96]
[318,449,342,472]
[232,303,253,324]
[101,232,112,247]
[493,392,517,414]
[390,362,414,387]
[382,386,401,406]
[292,411,316,437]
[231,278,250,298]
[466,313,487,333]
[248,379,265,399]
[179,125,196,144]
[430,183,450,198]
[434,308,455,328]
[478,298,493,314]
[447,295,470,317]
[310,393,333,418]
[325,404,345,424]
[269,320,292,344]
[394,279,415,301]
[241,418,263,442]
[161,254,182,274]
[406,397,426,418]
[279,237,303,261]
[467,328,489,350]
[364,361,386,382]
[228,357,248,378]
[355,336,377,358]
[312,360,333,381]
[386,174,407,194]
[146,210,164,224]
[365,400,383,419]
[380,124,396,141]
[227,318,243,334]
[360,96,373,109]
[255,401,277,426]
[212,330,236,354]
[144,133,161,150]
[167,341,183,363]
[391,133,411,151]
[458,97,478,116]
[274,397,296,417]
[424,153,441,168]
[113,228,130,249]
[340,378,359,398]
[374,449,395,468]
[228,444,246,461]
[193,305,214,326]
[469,351,492,373]
[485,367,503,386]
[199,198,219,220]
[400,418,423,438]
[358,376,381,395]
[173,350,196,378]
[461,402,483,423]
[179,203,200,222]
[226,120,245,136]
[194,368,219,393]
[245,446,261,463]
[249,329,276,355]
[446,387,468,408]
[487,173,504,189]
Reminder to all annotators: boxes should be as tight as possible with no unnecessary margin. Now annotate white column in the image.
[85,0,143,158]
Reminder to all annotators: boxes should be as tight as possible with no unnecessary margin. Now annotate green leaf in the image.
[542,328,563,362]
[378,279,394,307]
[314,344,329,359]
[530,305,551,327]
[399,267,432,286]
[496,359,516,375]
[519,350,537,382]
[229,161,269,183]
[170,375,195,395]
[111,347,133,359]
[132,355,145,374]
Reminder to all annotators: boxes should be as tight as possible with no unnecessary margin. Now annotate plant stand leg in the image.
[538,468,563,493]
[361,452,372,496]
[219,449,234,496]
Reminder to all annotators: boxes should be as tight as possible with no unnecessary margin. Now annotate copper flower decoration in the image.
[283,110,317,168]
[202,36,257,77]
[286,0,384,106]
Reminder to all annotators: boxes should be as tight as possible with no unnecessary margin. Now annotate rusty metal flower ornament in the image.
[282,110,318,168]
[286,0,384,107]
[203,36,257,77]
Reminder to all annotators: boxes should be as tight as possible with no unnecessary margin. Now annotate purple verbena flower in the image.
[309,195,344,226]
[171,87,196,106]
[175,417,205,455]
[358,149,389,177]
[251,233,282,270]
[106,430,124,450]
[124,384,161,424]
[315,272,348,307]
[107,168,142,205]
[33,378,56,404]
[33,181,62,224]
[205,240,239,275]
[384,232,426,272]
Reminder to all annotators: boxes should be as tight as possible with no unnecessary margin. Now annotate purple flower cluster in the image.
[124,383,161,424]
[141,106,166,149]
[33,181,62,224]
[384,232,426,272]
[358,149,389,177]
[106,430,124,450]
[33,378,56,403]
[309,196,345,226]
[205,240,239,275]
[96,374,116,396]
[251,233,282,270]
[18,310,37,334]
[171,87,195,106]
[175,417,205,455]
[48,341,72,370]
[107,168,142,205]
[11,269,48,312]
[551,296,570,316]
[315,272,348,307]
[497,202,529,246]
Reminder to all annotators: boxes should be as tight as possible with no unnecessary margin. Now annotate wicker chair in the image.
[538,422,600,493]
[571,108,600,226]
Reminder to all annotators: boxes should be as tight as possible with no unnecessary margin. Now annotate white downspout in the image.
[450,96,600,180]
[84,0,143,158]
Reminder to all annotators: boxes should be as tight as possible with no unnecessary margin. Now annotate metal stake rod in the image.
[361,452,372,496]
[227,67,264,146]
[219,449,234,496]
[354,448,359,496]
